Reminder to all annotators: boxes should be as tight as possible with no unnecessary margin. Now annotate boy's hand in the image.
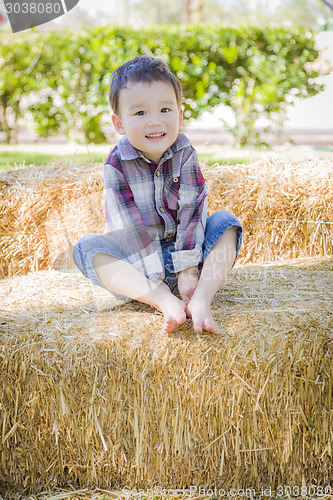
[178,266,199,303]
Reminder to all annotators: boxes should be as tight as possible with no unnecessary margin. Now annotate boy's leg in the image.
[93,253,186,334]
[186,226,238,334]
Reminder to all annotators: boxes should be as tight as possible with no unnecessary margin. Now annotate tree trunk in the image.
[197,0,203,22]
[185,0,191,23]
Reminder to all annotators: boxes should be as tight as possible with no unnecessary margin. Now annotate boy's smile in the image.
[112,80,183,164]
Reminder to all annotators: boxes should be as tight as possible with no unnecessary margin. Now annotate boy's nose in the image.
[147,113,162,126]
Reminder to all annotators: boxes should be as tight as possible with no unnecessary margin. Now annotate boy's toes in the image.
[161,313,186,334]
[191,314,219,335]
[161,318,178,334]
[177,311,187,325]
[203,318,219,335]
[192,320,203,334]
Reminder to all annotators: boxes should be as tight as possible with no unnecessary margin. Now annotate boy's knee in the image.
[207,209,242,228]
[92,252,119,269]
[225,225,238,241]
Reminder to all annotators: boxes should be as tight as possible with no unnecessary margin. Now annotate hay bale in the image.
[0,258,332,494]
[0,158,333,278]
[0,162,104,278]
[205,158,333,264]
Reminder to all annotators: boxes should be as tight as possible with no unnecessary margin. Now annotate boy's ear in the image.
[112,114,125,135]
[179,107,183,127]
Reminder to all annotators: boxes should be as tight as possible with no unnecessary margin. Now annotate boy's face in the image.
[112,80,183,164]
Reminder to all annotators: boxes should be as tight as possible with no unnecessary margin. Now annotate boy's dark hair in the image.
[109,56,182,115]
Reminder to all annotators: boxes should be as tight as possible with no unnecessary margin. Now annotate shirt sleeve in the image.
[103,159,164,282]
[171,148,208,273]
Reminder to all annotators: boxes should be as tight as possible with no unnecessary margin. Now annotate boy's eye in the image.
[135,111,145,116]
[161,108,170,113]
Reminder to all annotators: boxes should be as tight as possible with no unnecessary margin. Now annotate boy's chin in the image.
[142,144,173,161]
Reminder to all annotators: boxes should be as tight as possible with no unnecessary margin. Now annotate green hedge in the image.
[0,25,323,145]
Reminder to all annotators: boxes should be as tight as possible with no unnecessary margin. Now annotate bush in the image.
[0,25,323,145]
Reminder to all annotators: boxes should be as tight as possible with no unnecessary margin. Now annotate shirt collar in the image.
[117,133,192,163]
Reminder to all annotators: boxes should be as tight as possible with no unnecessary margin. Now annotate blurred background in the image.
[1,0,331,29]
[0,0,333,162]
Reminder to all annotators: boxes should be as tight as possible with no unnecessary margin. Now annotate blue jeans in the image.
[73,210,242,299]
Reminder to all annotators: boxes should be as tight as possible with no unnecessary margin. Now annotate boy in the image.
[73,56,242,335]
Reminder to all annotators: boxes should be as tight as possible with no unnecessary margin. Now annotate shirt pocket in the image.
[164,175,180,210]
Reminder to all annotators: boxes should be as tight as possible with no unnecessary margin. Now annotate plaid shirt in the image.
[103,133,207,282]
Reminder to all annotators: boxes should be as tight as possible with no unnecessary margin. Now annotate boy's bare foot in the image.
[151,283,187,334]
[159,295,187,334]
[186,296,219,334]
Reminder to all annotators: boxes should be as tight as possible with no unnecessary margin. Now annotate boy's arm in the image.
[171,148,207,275]
[104,161,164,282]
[171,148,207,302]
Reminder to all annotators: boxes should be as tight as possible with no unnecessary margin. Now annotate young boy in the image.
[73,56,242,335]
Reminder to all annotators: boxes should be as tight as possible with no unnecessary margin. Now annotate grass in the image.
[0,150,107,171]
[197,152,256,167]
[0,149,257,171]
[314,146,333,153]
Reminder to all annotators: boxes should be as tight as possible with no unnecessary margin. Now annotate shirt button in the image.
[166,233,172,238]
[159,207,165,213]
[156,171,160,176]
[173,177,178,183]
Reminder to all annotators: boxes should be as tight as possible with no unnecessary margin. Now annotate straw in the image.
[0,257,332,494]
